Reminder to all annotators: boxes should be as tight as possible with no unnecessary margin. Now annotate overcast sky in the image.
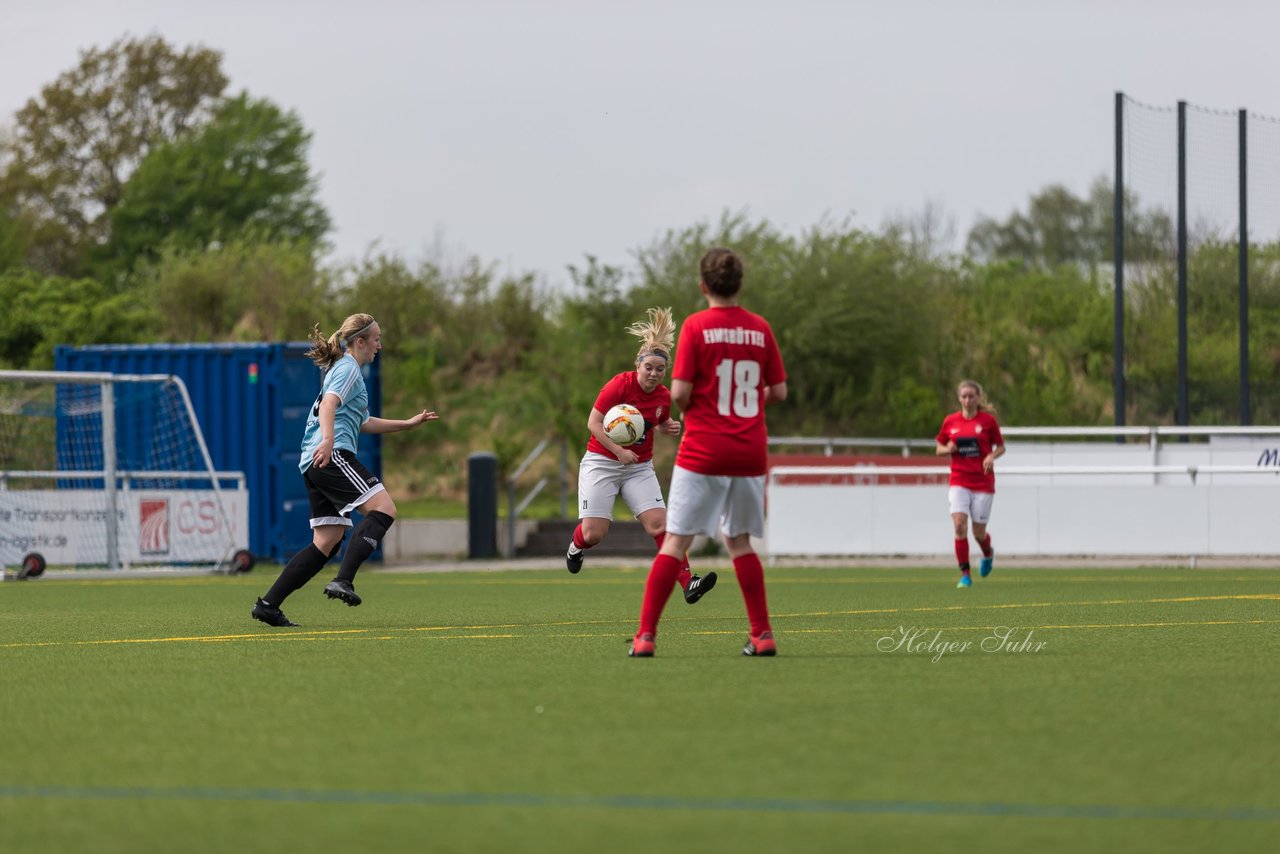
[5,0,1280,286]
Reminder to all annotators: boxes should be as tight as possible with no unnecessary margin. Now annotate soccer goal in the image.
[0,370,252,577]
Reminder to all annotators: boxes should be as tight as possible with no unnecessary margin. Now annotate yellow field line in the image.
[2,616,1274,649]
[0,629,369,648]
[2,594,1276,650]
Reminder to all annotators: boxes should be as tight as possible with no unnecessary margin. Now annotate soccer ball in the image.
[604,404,644,445]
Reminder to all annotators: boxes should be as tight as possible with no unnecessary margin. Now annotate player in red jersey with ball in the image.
[935,379,1005,588]
[567,307,717,604]
[629,247,787,658]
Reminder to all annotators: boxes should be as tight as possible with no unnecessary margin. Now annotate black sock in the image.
[336,511,394,583]
[262,544,329,605]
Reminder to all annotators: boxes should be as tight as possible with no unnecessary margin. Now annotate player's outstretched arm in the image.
[361,410,439,434]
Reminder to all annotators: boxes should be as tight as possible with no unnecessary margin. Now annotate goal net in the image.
[0,370,251,576]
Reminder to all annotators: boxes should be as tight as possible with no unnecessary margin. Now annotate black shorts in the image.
[304,449,384,527]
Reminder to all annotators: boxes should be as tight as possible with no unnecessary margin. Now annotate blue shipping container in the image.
[54,343,382,562]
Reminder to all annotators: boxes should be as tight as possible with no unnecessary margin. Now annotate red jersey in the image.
[585,371,671,464]
[936,410,1004,492]
[673,305,786,477]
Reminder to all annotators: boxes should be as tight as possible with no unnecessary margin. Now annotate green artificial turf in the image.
[1,566,1277,853]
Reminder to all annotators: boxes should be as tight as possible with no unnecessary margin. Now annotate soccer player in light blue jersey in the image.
[252,313,438,627]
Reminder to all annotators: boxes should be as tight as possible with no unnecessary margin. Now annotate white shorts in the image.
[577,452,666,521]
[665,465,766,539]
[948,487,994,524]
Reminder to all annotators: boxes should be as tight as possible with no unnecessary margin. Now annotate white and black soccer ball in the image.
[604,404,644,446]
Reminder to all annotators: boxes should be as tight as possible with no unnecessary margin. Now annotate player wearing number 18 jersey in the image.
[629,247,787,658]
[672,308,782,478]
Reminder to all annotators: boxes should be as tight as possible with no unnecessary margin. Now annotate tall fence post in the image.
[1176,100,1189,433]
[1114,91,1126,437]
[1238,107,1250,426]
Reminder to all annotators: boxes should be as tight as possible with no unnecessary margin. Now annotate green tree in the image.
[967,178,1174,269]
[134,236,332,342]
[0,206,28,272]
[947,260,1113,425]
[0,34,227,275]
[0,270,159,368]
[333,254,560,498]
[967,183,1108,267]
[102,93,331,275]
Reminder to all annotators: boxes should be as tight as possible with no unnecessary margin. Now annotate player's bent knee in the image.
[314,538,341,555]
[363,494,397,520]
[636,509,667,537]
[582,519,610,544]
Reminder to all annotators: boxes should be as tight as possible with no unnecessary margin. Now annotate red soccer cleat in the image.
[742,630,777,657]
[628,633,656,657]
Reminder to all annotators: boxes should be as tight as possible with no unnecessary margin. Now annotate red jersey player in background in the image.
[629,247,787,658]
[567,308,718,604]
[935,379,1005,589]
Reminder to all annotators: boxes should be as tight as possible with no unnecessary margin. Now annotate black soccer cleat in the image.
[684,571,718,604]
[323,578,362,607]
[566,546,584,575]
[251,598,299,627]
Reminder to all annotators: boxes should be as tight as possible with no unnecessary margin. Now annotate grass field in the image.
[1,565,1278,853]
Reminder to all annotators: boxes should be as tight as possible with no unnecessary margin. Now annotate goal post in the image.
[0,370,252,575]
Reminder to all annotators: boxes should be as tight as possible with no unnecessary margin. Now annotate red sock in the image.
[977,533,993,558]
[675,561,692,590]
[572,523,592,550]
[638,553,683,637]
[954,538,970,569]
[654,532,692,590]
[732,552,771,637]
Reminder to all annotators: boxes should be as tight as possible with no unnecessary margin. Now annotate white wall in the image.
[765,482,1280,556]
[765,437,1280,557]
[382,518,540,561]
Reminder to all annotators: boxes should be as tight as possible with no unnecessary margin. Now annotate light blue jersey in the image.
[299,355,370,472]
